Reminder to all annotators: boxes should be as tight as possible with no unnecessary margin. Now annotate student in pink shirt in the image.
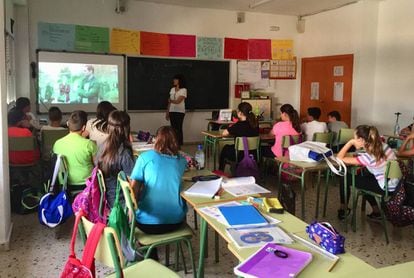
[262,104,301,158]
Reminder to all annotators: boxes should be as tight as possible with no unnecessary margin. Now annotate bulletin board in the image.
[269,58,297,79]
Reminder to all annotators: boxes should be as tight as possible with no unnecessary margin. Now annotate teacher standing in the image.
[166,74,187,146]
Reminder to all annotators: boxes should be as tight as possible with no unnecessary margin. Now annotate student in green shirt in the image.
[53,110,97,190]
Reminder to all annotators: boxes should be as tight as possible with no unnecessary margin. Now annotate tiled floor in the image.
[1,144,414,277]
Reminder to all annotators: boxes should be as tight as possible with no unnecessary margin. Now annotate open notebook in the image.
[234,243,312,278]
[222,176,270,197]
[184,178,222,198]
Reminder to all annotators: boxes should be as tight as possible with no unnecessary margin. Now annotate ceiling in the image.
[134,0,377,17]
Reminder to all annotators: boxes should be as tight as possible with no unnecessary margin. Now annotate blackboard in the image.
[127,57,230,111]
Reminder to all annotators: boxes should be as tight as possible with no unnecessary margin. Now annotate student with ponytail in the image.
[218,102,259,171]
[336,125,399,220]
[262,104,301,158]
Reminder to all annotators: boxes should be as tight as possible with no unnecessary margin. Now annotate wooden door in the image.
[300,54,353,125]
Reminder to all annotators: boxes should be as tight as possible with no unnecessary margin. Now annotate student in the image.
[336,125,398,220]
[40,106,66,131]
[327,110,349,146]
[8,109,39,165]
[166,74,187,146]
[13,97,41,130]
[130,126,187,235]
[83,101,116,148]
[400,119,414,137]
[97,111,135,208]
[53,110,97,189]
[397,132,414,157]
[301,107,328,141]
[218,102,259,171]
[262,104,301,158]
[78,65,100,103]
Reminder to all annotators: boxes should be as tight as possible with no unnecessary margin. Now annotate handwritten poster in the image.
[224,38,248,60]
[38,22,75,51]
[238,61,261,82]
[110,28,140,55]
[169,34,196,57]
[197,37,222,59]
[334,82,344,101]
[75,25,109,53]
[271,40,294,60]
[140,31,169,56]
[248,39,271,60]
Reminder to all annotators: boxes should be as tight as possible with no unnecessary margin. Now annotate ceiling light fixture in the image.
[249,0,273,9]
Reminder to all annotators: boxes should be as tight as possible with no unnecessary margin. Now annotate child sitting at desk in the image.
[261,104,301,158]
[397,132,414,157]
[336,125,398,220]
[130,126,187,235]
[218,102,259,171]
[97,110,135,208]
[301,107,328,141]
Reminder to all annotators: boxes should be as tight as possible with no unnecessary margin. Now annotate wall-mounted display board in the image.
[269,58,297,79]
[127,57,230,111]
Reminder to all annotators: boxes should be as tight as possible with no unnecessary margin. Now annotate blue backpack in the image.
[235,137,260,180]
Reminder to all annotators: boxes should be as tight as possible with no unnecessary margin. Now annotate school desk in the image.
[275,156,330,219]
[194,201,374,278]
[206,119,274,131]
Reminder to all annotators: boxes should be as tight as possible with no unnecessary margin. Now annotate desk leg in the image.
[315,170,322,218]
[323,169,331,217]
[197,218,208,278]
[277,162,283,199]
[301,170,306,219]
[213,138,218,170]
[343,174,348,232]
[351,169,357,232]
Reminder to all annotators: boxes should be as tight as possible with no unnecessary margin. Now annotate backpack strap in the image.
[69,211,84,257]
[242,137,249,157]
[81,221,106,270]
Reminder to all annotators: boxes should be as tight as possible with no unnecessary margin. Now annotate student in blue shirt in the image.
[130,126,187,235]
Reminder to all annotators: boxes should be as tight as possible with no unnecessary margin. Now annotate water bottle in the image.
[195,144,205,170]
[394,122,400,136]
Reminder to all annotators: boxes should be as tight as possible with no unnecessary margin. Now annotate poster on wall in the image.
[38,22,75,51]
[75,25,110,53]
[197,37,223,59]
[140,31,169,56]
[333,82,344,101]
[248,39,271,60]
[271,40,294,60]
[224,38,248,60]
[110,28,140,55]
[311,82,320,100]
[169,34,196,57]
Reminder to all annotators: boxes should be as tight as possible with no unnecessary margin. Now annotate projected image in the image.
[38,62,119,104]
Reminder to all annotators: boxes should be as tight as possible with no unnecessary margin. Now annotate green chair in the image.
[80,216,179,278]
[118,172,196,277]
[40,129,68,161]
[351,160,402,244]
[312,132,334,145]
[9,136,40,186]
[224,136,260,175]
[334,128,354,152]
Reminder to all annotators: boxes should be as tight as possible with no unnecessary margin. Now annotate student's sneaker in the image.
[367,212,382,222]
[337,208,351,220]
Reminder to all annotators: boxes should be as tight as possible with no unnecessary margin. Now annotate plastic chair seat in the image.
[135,224,193,246]
[106,259,180,278]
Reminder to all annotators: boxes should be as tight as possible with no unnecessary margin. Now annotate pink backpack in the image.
[72,167,109,224]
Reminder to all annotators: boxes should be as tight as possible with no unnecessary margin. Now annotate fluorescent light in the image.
[249,0,273,9]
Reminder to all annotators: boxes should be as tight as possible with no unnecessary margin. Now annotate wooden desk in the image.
[207,119,274,131]
[195,202,374,278]
[275,156,330,219]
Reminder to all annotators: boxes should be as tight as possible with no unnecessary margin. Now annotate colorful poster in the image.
[110,28,140,55]
[168,34,196,57]
[75,25,109,53]
[140,31,169,56]
[38,22,75,51]
[248,39,271,60]
[271,40,294,60]
[224,38,248,60]
[197,37,223,59]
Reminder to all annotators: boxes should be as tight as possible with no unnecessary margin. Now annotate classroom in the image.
[0,0,413,277]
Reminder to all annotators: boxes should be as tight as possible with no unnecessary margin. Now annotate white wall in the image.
[22,0,300,142]
[374,0,414,133]
[297,0,379,128]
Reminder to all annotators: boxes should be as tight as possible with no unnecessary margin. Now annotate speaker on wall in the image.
[297,18,305,33]
[237,12,245,23]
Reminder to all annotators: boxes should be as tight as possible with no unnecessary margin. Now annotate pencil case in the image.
[306,221,345,255]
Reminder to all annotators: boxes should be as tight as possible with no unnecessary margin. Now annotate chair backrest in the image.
[41,129,69,160]
[234,136,260,162]
[8,136,36,151]
[118,172,138,245]
[384,160,403,198]
[80,216,125,273]
[281,134,302,156]
[312,132,333,145]
[336,128,354,145]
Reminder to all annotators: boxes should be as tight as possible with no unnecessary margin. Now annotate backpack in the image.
[38,154,73,227]
[385,160,414,227]
[72,167,109,224]
[10,184,42,214]
[235,137,260,180]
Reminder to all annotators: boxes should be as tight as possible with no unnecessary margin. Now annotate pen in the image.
[212,188,224,199]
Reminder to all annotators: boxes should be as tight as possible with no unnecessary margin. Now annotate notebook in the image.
[234,243,313,278]
[218,205,268,226]
[184,178,222,198]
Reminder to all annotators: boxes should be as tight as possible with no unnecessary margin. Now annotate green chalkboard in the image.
[127,57,229,111]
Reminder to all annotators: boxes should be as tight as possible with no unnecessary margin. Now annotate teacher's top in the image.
[169,88,187,113]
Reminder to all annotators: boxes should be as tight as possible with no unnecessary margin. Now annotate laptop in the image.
[218,109,232,121]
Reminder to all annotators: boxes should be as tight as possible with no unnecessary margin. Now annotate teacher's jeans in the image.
[169,112,185,146]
